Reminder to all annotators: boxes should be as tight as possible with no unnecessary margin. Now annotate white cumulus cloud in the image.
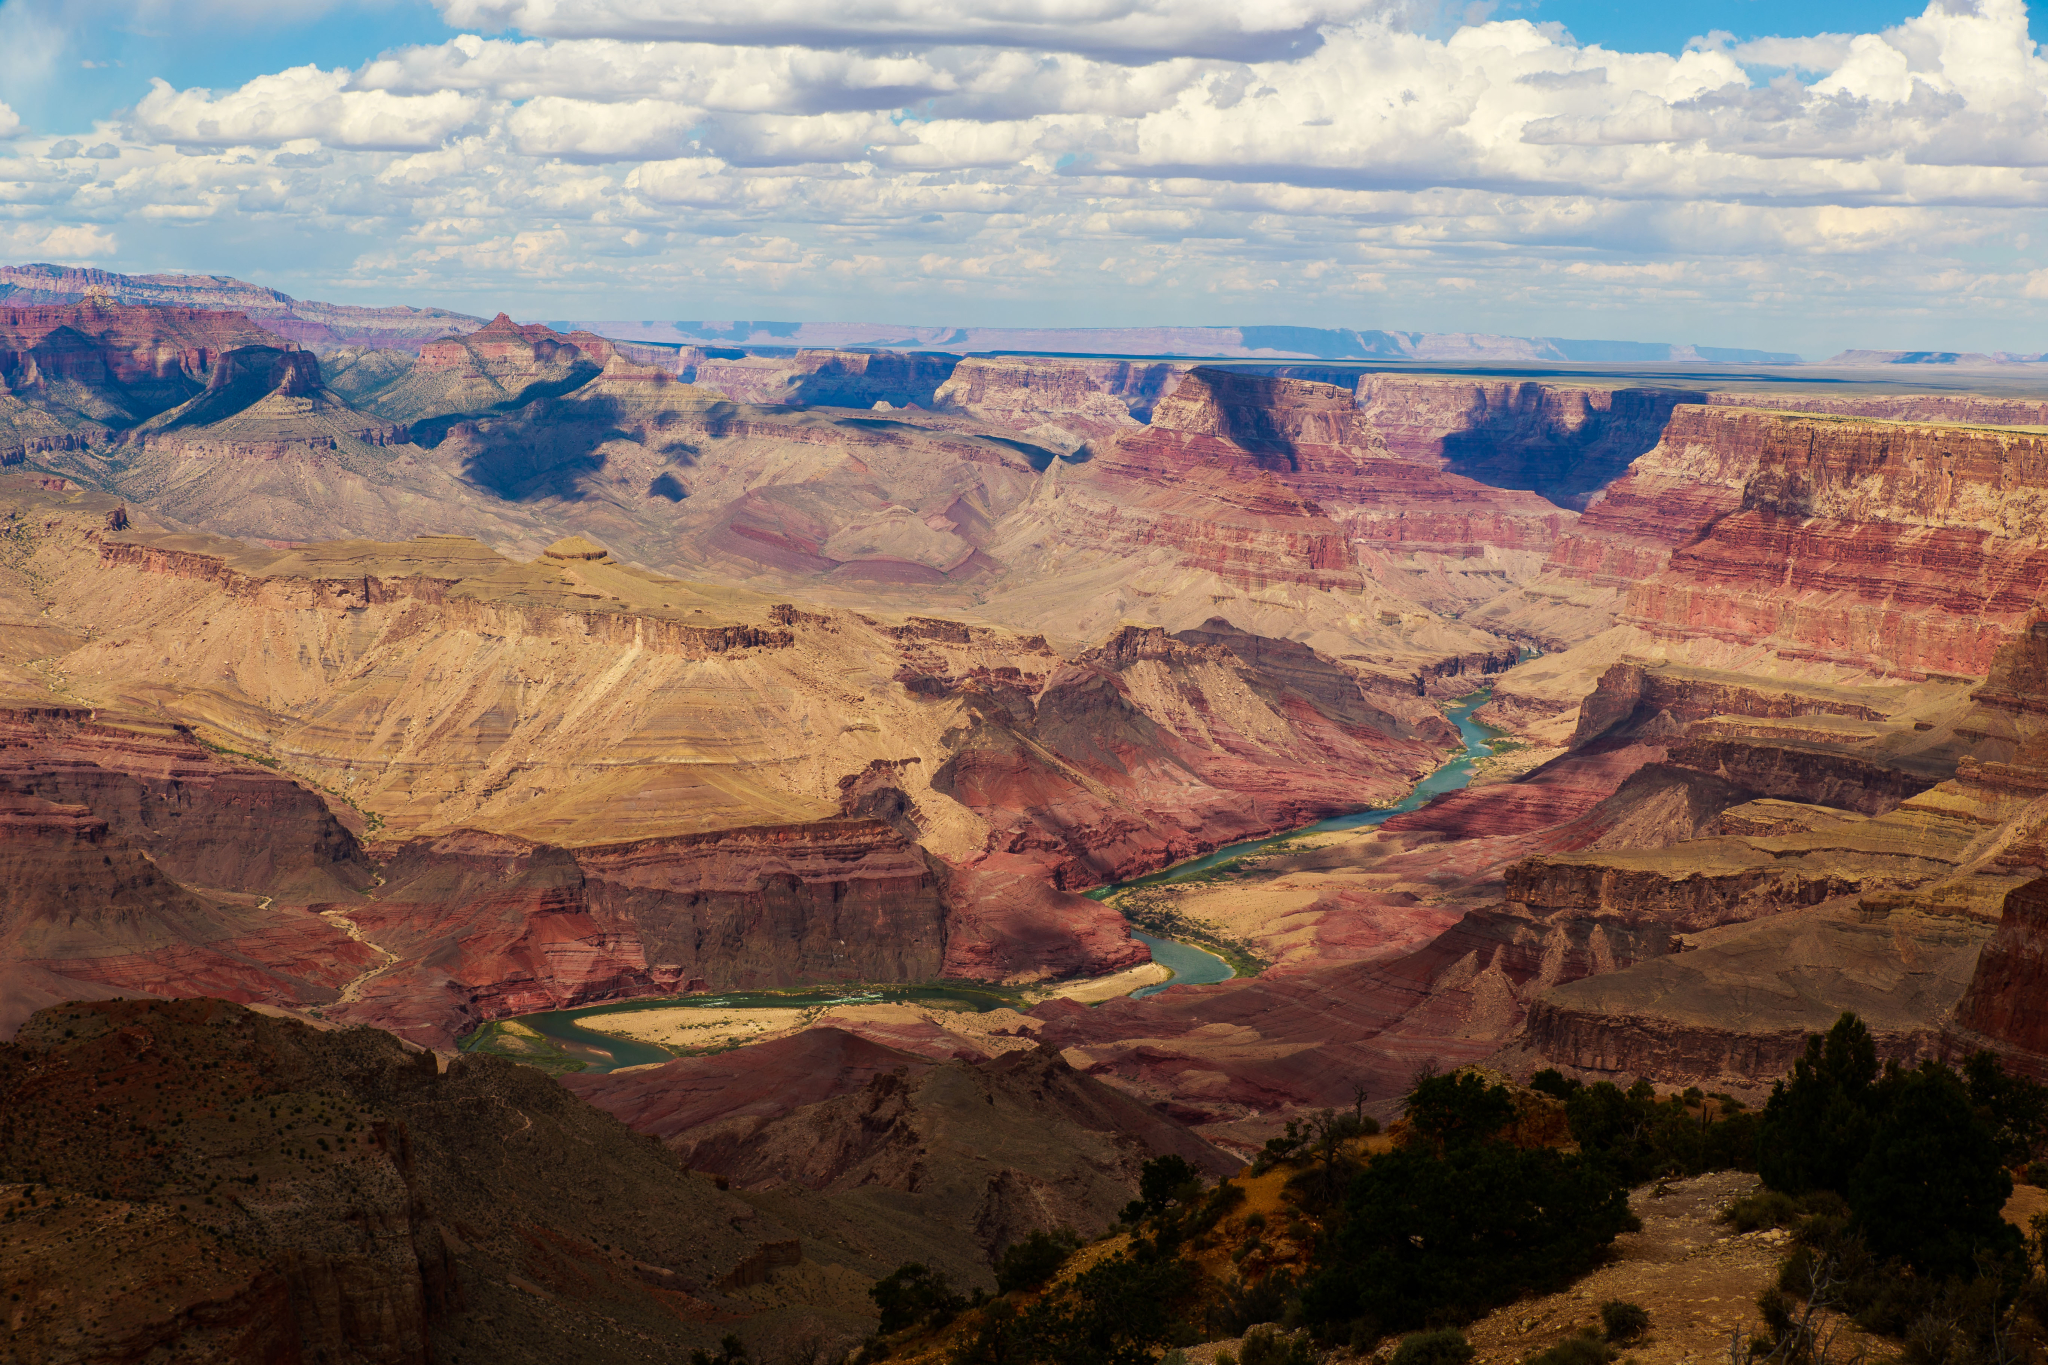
[6,0,2048,358]
[131,67,483,150]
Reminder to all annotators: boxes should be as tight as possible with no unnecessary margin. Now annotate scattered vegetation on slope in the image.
[851,1015,2048,1365]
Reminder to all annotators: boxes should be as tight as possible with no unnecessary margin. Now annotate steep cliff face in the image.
[0,299,287,432]
[1702,390,2048,427]
[1356,375,1705,510]
[1568,661,1891,747]
[997,367,1577,665]
[1542,405,1764,586]
[1548,406,2048,679]
[1951,876,2048,1073]
[933,356,1185,441]
[346,819,949,1039]
[0,706,373,901]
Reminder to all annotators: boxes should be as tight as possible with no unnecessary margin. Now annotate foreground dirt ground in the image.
[1174,1171,1779,1365]
[1457,1171,1781,1365]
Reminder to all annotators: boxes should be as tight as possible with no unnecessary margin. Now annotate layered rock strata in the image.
[0,706,378,1034]
[0,263,484,349]
[1549,406,2048,680]
[343,820,948,1041]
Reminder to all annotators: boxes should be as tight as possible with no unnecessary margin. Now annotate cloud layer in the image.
[7,0,2048,354]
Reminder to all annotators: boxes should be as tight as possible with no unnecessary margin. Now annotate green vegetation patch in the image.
[458,1019,589,1075]
[1107,887,1268,979]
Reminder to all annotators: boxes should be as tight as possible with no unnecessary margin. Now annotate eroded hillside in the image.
[7,301,2048,1150]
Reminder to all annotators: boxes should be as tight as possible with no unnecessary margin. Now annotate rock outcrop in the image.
[932,356,1186,448]
[0,706,380,1035]
[1951,876,2048,1074]
[689,348,961,409]
[0,298,286,429]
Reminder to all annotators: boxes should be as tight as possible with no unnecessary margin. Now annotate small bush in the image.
[1526,1335,1615,1365]
[1756,1286,1794,1342]
[870,1263,966,1334]
[1208,1271,1297,1337]
[692,1336,751,1365]
[1599,1301,1649,1344]
[1242,1326,1315,1365]
[1723,1190,1799,1232]
[1391,1329,1475,1365]
[1192,1182,1248,1234]
[1529,1069,1581,1101]
[2026,1159,2048,1188]
[1903,1314,1968,1365]
[994,1229,1080,1294]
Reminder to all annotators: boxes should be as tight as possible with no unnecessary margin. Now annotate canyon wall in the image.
[0,263,484,350]
[0,705,381,1034]
[345,819,952,1040]
[1537,405,2048,680]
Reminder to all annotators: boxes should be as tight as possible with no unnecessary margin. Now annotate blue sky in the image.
[3,0,2047,358]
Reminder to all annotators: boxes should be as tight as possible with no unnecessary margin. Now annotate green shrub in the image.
[995,1229,1081,1294]
[1598,1301,1649,1344]
[1389,1329,1474,1365]
[1529,1069,1582,1102]
[1526,1334,1614,1365]
[1123,1154,1204,1224]
[1300,1141,1633,1333]
[871,1263,966,1334]
[1207,1271,1296,1337]
[1723,1190,1799,1232]
[1406,1073,1515,1148]
[1240,1326,1314,1365]
[951,1251,1197,1365]
[1191,1182,1247,1235]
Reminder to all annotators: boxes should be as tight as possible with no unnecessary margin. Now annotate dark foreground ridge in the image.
[0,997,869,1365]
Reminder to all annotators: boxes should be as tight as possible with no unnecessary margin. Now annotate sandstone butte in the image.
[6,300,2048,1167]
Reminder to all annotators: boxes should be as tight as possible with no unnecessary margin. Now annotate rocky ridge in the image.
[0,263,483,350]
